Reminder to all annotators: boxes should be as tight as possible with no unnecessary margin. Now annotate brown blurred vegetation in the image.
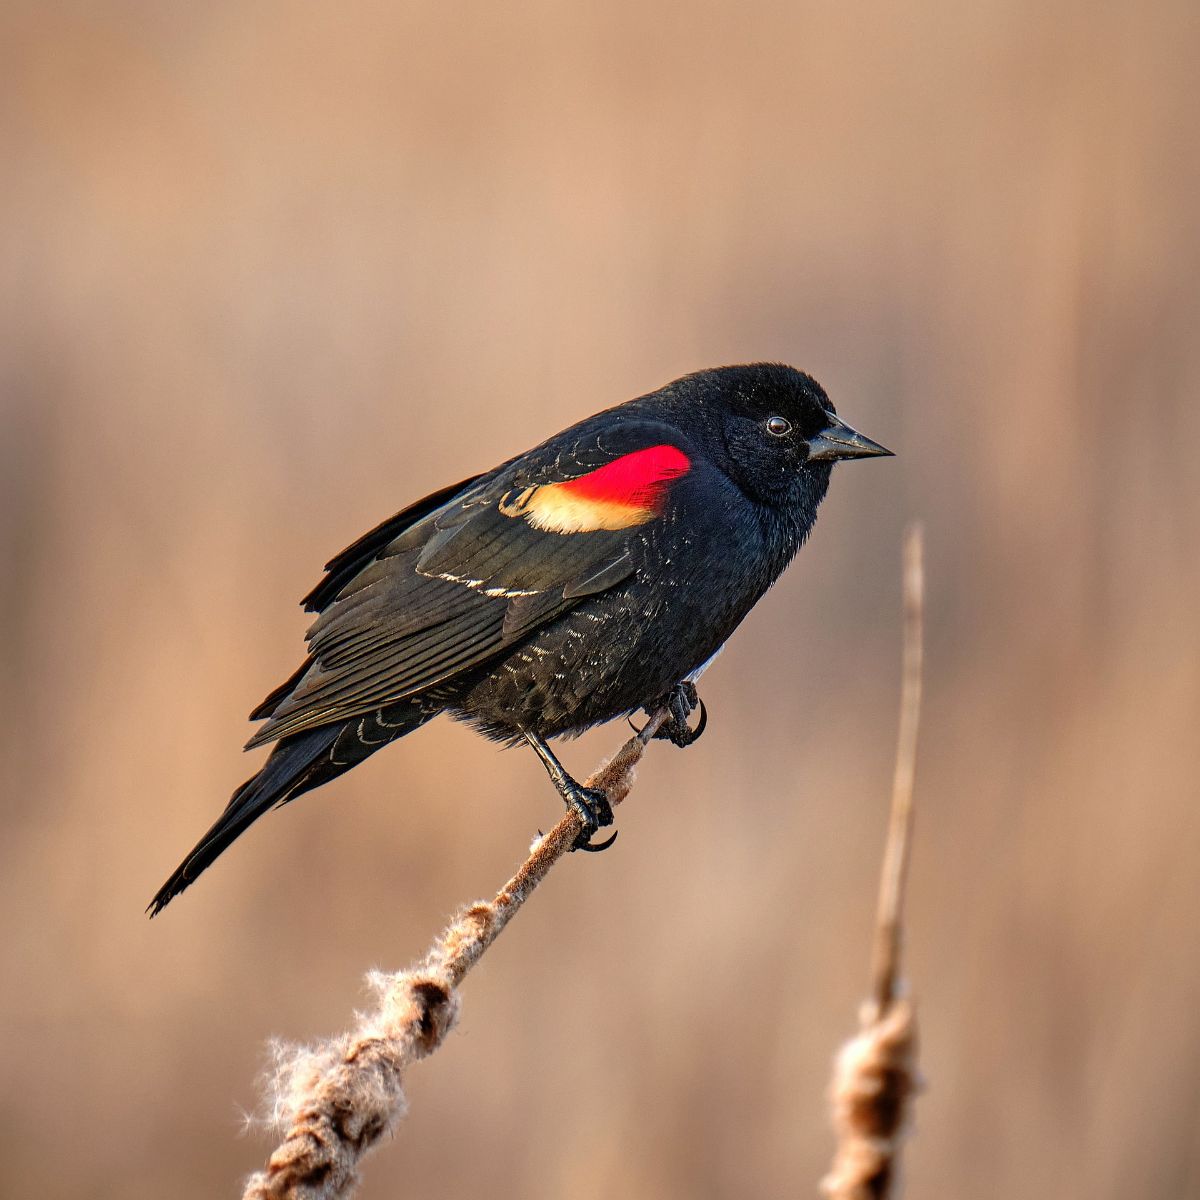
[2,2,1199,1197]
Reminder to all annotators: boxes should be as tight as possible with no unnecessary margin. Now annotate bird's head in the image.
[659,363,892,506]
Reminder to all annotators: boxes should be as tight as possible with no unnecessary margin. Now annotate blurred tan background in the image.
[3,1,1199,1196]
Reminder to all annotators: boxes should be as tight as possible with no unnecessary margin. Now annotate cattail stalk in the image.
[241,710,668,1200]
[822,524,925,1200]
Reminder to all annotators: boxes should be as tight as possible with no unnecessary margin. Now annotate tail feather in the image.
[148,725,340,916]
[148,700,435,916]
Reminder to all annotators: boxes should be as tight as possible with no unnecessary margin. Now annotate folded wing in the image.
[247,419,694,747]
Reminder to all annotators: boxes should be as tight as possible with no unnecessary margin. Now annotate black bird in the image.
[149,364,890,914]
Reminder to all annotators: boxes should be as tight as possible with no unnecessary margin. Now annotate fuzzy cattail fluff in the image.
[243,965,461,1199]
[821,998,919,1200]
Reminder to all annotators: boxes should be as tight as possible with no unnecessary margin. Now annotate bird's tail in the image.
[147,701,434,916]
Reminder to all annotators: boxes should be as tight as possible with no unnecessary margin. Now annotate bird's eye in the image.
[765,415,792,437]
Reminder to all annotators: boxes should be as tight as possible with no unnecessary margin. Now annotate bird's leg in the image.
[522,730,617,853]
[640,680,707,748]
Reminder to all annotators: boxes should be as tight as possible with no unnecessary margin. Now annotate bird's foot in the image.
[521,728,618,853]
[565,784,618,853]
[641,681,707,748]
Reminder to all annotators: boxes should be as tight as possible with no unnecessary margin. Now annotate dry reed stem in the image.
[822,524,924,1200]
[241,708,669,1200]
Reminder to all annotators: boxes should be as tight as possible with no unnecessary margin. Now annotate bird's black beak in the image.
[806,414,893,462]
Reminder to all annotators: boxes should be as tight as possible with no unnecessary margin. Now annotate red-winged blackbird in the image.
[149,363,890,914]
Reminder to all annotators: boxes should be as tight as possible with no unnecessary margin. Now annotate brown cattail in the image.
[822,525,925,1200]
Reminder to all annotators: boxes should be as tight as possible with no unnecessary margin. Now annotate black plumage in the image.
[149,363,890,914]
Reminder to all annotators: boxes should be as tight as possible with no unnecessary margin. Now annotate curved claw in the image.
[571,828,619,853]
[651,686,707,748]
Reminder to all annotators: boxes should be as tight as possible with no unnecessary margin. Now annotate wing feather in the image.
[302,474,482,612]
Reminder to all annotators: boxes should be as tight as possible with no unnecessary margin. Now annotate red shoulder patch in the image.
[557,445,691,506]
[500,444,692,534]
